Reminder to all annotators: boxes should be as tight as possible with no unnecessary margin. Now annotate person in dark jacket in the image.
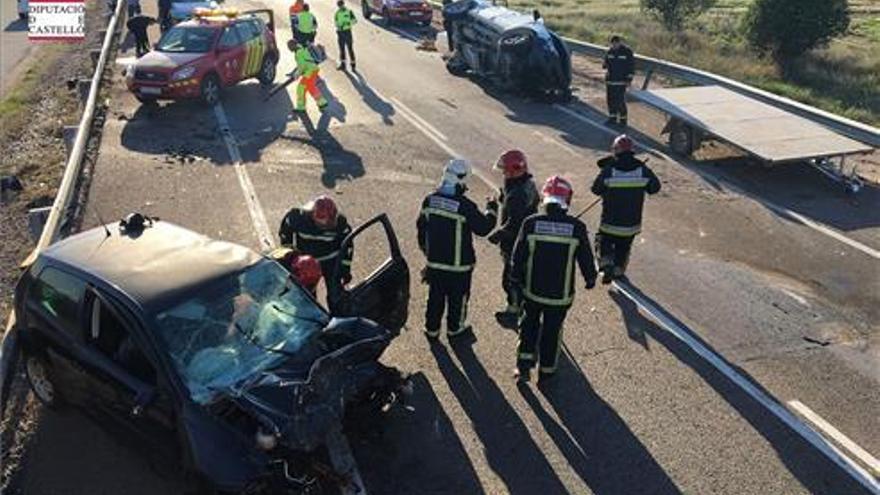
[126,14,156,57]
[591,134,660,284]
[487,150,539,322]
[417,159,498,339]
[603,35,635,127]
[442,0,454,52]
[510,175,597,383]
[157,0,172,32]
[278,195,353,288]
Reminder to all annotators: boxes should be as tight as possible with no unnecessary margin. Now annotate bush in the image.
[640,0,716,31]
[744,0,850,65]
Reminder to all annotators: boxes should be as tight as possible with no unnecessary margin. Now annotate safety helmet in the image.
[612,134,634,155]
[309,195,338,228]
[541,175,573,208]
[441,158,471,187]
[290,254,322,289]
[494,150,528,179]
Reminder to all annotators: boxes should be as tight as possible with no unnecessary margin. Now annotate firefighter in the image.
[295,3,318,45]
[417,159,498,339]
[591,134,661,284]
[126,14,156,57]
[278,195,353,288]
[290,254,323,296]
[441,0,454,52]
[487,150,539,322]
[603,35,634,127]
[288,38,328,112]
[334,0,357,71]
[510,176,597,383]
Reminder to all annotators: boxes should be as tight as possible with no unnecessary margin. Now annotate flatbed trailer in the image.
[631,85,874,193]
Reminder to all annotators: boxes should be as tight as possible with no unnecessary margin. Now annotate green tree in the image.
[744,0,850,65]
[640,0,716,31]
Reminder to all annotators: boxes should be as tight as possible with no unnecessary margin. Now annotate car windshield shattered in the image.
[156,26,216,53]
[155,260,329,404]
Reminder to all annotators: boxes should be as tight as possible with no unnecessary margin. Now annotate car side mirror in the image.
[131,387,155,417]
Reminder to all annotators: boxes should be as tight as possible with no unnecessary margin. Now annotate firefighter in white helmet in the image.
[510,175,597,383]
[417,159,498,339]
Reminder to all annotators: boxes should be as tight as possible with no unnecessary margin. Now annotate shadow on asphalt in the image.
[343,70,395,125]
[363,17,435,43]
[280,108,365,188]
[350,372,485,494]
[430,339,571,494]
[520,355,682,495]
[4,19,27,32]
[608,284,873,495]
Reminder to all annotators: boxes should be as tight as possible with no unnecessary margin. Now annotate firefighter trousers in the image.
[134,32,150,57]
[294,30,316,45]
[501,250,520,310]
[606,83,628,124]
[296,71,327,110]
[337,30,355,63]
[425,269,472,337]
[596,232,634,272]
[517,300,569,375]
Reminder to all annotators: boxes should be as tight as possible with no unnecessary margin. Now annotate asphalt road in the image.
[0,0,30,98]
[7,0,880,493]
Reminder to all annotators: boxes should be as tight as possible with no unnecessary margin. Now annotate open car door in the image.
[243,8,275,33]
[327,214,409,334]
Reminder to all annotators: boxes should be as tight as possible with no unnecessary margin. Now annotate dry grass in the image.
[508,0,880,125]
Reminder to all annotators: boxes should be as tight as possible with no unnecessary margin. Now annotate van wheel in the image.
[362,0,372,19]
[258,55,276,86]
[200,74,221,106]
[25,354,61,408]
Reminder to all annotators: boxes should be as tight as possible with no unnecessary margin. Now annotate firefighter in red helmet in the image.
[591,134,661,284]
[487,150,539,324]
[510,175,597,383]
[290,254,322,296]
[278,195,353,288]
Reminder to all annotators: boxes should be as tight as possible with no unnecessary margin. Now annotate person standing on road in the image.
[603,35,635,127]
[157,0,171,32]
[288,38,328,112]
[278,195,353,289]
[487,150,539,324]
[510,175,597,383]
[591,134,661,284]
[289,0,304,38]
[417,159,498,339]
[295,3,318,44]
[335,0,357,71]
[441,0,455,52]
[127,0,141,19]
[127,14,156,57]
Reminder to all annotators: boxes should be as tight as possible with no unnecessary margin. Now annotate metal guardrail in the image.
[1,0,126,416]
[428,1,879,148]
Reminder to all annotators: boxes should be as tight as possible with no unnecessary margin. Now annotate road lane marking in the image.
[789,400,880,478]
[553,103,880,260]
[390,96,449,141]
[612,280,880,494]
[213,103,275,251]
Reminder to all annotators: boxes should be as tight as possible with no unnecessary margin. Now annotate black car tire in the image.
[200,73,221,106]
[382,8,392,26]
[445,58,468,77]
[362,0,372,19]
[25,354,62,408]
[135,93,158,105]
[258,54,277,87]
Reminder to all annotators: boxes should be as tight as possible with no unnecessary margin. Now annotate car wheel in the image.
[362,0,372,19]
[25,354,61,408]
[200,74,221,106]
[382,8,392,26]
[258,55,276,87]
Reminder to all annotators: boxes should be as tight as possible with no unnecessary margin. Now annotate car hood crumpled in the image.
[226,317,397,452]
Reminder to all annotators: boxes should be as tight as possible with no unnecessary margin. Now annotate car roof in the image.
[41,220,262,311]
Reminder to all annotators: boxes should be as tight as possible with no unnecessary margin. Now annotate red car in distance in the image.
[361,0,433,27]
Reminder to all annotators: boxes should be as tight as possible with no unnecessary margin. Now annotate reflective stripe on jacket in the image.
[417,191,496,272]
[278,208,353,274]
[603,44,634,83]
[297,11,316,33]
[335,8,356,31]
[591,152,661,237]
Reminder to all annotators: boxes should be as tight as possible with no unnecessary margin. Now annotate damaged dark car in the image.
[12,213,409,493]
[443,0,571,100]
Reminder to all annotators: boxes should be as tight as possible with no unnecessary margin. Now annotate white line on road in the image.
[390,96,449,141]
[213,103,275,251]
[553,103,880,260]
[612,280,880,494]
[789,400,880,478]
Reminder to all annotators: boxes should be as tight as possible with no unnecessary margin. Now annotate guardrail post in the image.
[89,49,102,70]
[77,79,91,105]
[62,126,79,156]
[641,69,654,90]
[28,207,52,242]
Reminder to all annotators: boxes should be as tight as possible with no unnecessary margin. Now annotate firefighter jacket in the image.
[335,8,356,31]
[492,173,539,254]
[278,208,352,277]
[603,44,634,85]
[294,46,319,76]
[591,151,661,237]
[417,189,497,272]
[510,205,597,307]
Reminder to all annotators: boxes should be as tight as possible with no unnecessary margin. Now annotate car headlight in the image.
[171,65,197,81]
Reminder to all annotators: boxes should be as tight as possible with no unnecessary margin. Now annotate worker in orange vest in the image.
[289,0,304,40]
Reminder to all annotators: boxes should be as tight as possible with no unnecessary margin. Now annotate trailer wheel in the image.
[669,124,694,156]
